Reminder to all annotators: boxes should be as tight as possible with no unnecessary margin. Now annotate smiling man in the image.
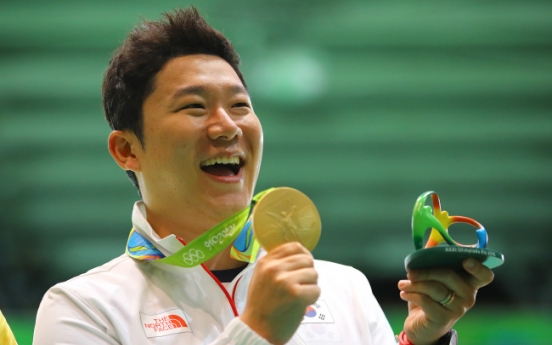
[33,7,493,345]
[115,54,263,258]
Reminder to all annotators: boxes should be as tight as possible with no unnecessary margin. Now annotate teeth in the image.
[201,156,240,167]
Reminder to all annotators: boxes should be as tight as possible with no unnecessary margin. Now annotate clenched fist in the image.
[240,242,320,345]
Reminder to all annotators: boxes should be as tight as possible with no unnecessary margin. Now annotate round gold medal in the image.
[252,187,321,252]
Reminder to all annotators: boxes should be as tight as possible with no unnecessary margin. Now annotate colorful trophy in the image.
[405,191,504,270]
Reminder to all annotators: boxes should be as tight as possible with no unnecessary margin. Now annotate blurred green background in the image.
[1,0,551,344]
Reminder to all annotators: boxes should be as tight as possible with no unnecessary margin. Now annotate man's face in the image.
[136,54,263,217]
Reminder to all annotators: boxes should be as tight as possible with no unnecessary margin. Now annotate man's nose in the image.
[207,107,242,141]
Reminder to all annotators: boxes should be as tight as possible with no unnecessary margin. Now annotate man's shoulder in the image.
[313,259,367,282]
[314,258,355,273]
[73,254,134,278]
[50,254,140,296]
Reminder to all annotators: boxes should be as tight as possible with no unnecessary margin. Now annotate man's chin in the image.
[203,189,252,217]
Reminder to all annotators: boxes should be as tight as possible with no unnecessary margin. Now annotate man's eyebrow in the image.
[229,85,249,96]
[170,84,249,100]
[171,85,205,99]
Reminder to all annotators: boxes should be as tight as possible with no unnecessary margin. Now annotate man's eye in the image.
[233,102,250,108]
[182,103,204,109]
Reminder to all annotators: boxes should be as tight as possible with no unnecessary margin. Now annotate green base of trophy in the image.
[405,246,505,270]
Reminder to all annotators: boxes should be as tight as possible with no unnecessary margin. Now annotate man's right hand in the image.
[240,242,320,345]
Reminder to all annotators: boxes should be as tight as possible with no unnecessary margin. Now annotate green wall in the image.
[1,0,551,343]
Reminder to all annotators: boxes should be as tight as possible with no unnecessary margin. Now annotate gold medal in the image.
[252,187,321,252]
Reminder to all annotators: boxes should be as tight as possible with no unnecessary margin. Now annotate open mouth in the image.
[200,156,243,177]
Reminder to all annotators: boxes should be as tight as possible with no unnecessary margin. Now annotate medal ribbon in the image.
[126,188,273,268]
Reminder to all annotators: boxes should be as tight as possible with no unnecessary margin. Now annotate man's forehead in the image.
[153,54,247,94]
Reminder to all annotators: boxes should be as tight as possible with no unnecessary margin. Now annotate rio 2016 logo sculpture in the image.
[405,191,504,270]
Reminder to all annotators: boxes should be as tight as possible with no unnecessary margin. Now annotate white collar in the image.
[131,201,184,256]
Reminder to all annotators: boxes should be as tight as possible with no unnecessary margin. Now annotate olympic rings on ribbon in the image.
[182,249,205,265]
[412,191,488,251]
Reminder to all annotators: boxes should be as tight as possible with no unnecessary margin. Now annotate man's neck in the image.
[144,199,220,239]
[203,246,249,271]
[143,203,246,271]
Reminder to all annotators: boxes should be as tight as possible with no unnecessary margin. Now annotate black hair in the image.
[102,7,246,193]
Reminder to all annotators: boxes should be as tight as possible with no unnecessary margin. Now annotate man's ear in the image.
[108,130,142,172]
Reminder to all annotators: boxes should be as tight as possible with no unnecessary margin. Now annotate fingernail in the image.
[465,258,476,269]
[398,280,407,289]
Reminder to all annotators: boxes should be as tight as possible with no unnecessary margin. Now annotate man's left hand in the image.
[398,258,494,345]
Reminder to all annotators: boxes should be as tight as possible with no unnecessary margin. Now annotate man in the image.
[34,7,493,345]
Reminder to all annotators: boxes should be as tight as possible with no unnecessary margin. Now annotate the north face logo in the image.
[140,309,192,338]
[144,314,187,331]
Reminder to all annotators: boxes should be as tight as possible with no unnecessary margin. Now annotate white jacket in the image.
[34,202,396,345]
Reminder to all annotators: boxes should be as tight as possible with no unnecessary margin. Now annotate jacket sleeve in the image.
[210,318,273,345]
[33,285,272,345]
